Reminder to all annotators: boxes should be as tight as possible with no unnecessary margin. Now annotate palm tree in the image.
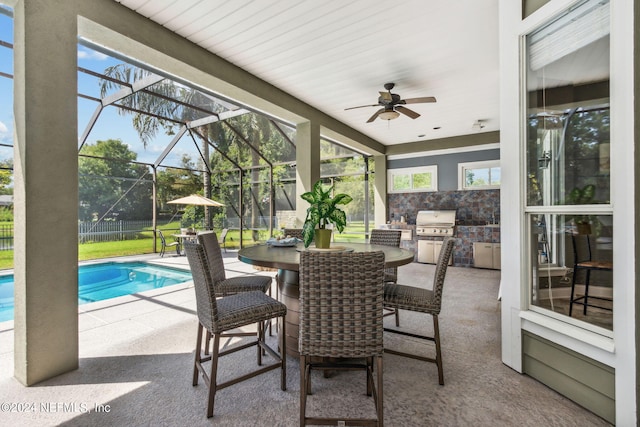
[99,64,229,228]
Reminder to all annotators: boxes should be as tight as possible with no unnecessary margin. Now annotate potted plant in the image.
[566,184,597,234]
[301,180,353,248]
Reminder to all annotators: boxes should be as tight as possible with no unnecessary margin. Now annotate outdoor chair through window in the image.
[298,250,385,426]
[569,228,613,317]
[184,241,287,418]
[383,237,455,385]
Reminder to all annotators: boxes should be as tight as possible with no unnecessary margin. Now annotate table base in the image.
[278,269,301,357]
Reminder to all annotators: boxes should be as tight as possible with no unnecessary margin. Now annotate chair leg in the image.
[207,334,221,418]
[569,268,579,316]
[271,275,280,334]
[280,315,287,391]
[267,285,274,336]
[193,323,204,386]
[300,355,308,426]
[394,308,400,327]
[257,321,263,366]
[433,315,444,385]
[366,356,373,396]
[204,330,212,356]
[583,269,592,315]
[376,355,384,427]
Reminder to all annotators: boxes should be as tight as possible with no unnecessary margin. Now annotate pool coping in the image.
[0,250,273,358]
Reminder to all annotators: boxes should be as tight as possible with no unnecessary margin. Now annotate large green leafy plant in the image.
[301,180,353,247]
[566,184,599,234]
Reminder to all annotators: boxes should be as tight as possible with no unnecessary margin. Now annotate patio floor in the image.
[0,252,611,426]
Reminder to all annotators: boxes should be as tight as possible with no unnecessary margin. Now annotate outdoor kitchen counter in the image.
[454,225,501,267]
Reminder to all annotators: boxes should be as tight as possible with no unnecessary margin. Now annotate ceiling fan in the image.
[345,83,437,123]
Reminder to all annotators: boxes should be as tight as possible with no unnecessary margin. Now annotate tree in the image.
[100,64,231,227]
[79,139,152,221]
[0,159,13,195]
[99,64,296,235]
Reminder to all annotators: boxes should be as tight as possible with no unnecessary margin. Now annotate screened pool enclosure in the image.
[0,12,376,250]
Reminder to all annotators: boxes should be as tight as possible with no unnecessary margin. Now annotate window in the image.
[458,160,500,190]
[388,166,437,193]
[524,0,611,333]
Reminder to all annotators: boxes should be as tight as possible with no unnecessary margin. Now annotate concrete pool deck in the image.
[0,251,249,357]
[0,251,611,426]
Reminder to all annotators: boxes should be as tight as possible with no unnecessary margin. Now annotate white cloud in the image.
[77,49,109,61]
[0,121,10,145]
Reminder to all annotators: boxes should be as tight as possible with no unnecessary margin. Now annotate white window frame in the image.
[458,160,500,190]
[387,165,438,193]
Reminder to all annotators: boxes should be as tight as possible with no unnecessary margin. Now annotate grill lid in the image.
[416,210,457,226]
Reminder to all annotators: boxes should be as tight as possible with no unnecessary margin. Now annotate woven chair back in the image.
[197,231,227,283]
[298,251,385,358]
[370,229,402,247]
[370,229,402,282]
[184,241,219,330]
[431,238,455,312]
[282,228,304,240]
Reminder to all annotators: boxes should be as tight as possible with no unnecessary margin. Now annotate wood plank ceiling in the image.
[113,0,500,148]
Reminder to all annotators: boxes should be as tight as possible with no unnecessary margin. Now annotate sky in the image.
[0,7,201,168]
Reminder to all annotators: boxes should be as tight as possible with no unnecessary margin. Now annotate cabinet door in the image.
[434,240,442,263]
[473,242,494,269]
[433,240,454,265]
[492,244,501,270]
[418,240,435,263]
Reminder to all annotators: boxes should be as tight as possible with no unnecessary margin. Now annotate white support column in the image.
[373,155,387,227]
[13,0,79,385]
[295,121,320,226]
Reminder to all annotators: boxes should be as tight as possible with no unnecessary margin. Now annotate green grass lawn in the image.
[0,223,372,270]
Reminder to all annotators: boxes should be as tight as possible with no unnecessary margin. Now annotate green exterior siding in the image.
[522,331,615,424]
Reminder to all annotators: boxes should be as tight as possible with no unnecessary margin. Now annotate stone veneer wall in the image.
[388,189,500,225]
[387,189,501,267]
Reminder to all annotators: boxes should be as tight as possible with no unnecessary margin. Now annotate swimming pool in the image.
[0,261,193,322]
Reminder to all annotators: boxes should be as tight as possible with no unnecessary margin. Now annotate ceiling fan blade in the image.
[345,104,379,110]
[367,108,385,123]
[402,96,437,104]
[396,105,421,119]
[379,91,393,102]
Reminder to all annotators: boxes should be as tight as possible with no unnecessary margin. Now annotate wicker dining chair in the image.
[198,231,273,296]
[370,229,402,283]
[383,237,455,385]
[370,229,403,327]
[184,241,287,418]
[197,231,275,343]
[298,250,385,427]
[274,228,304,314]
[282,228,304,240]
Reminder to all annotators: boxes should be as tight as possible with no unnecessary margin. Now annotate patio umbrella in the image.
[167,194,224,207]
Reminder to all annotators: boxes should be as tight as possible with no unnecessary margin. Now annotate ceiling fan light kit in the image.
[379,110,400,120]
[345,82,436,123]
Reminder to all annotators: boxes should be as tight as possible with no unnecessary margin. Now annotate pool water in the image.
[0,262,192,322]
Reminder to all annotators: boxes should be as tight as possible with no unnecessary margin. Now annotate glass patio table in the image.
[238,242,415,357]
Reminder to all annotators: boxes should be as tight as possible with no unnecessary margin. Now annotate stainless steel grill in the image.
[415,210,457,237]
